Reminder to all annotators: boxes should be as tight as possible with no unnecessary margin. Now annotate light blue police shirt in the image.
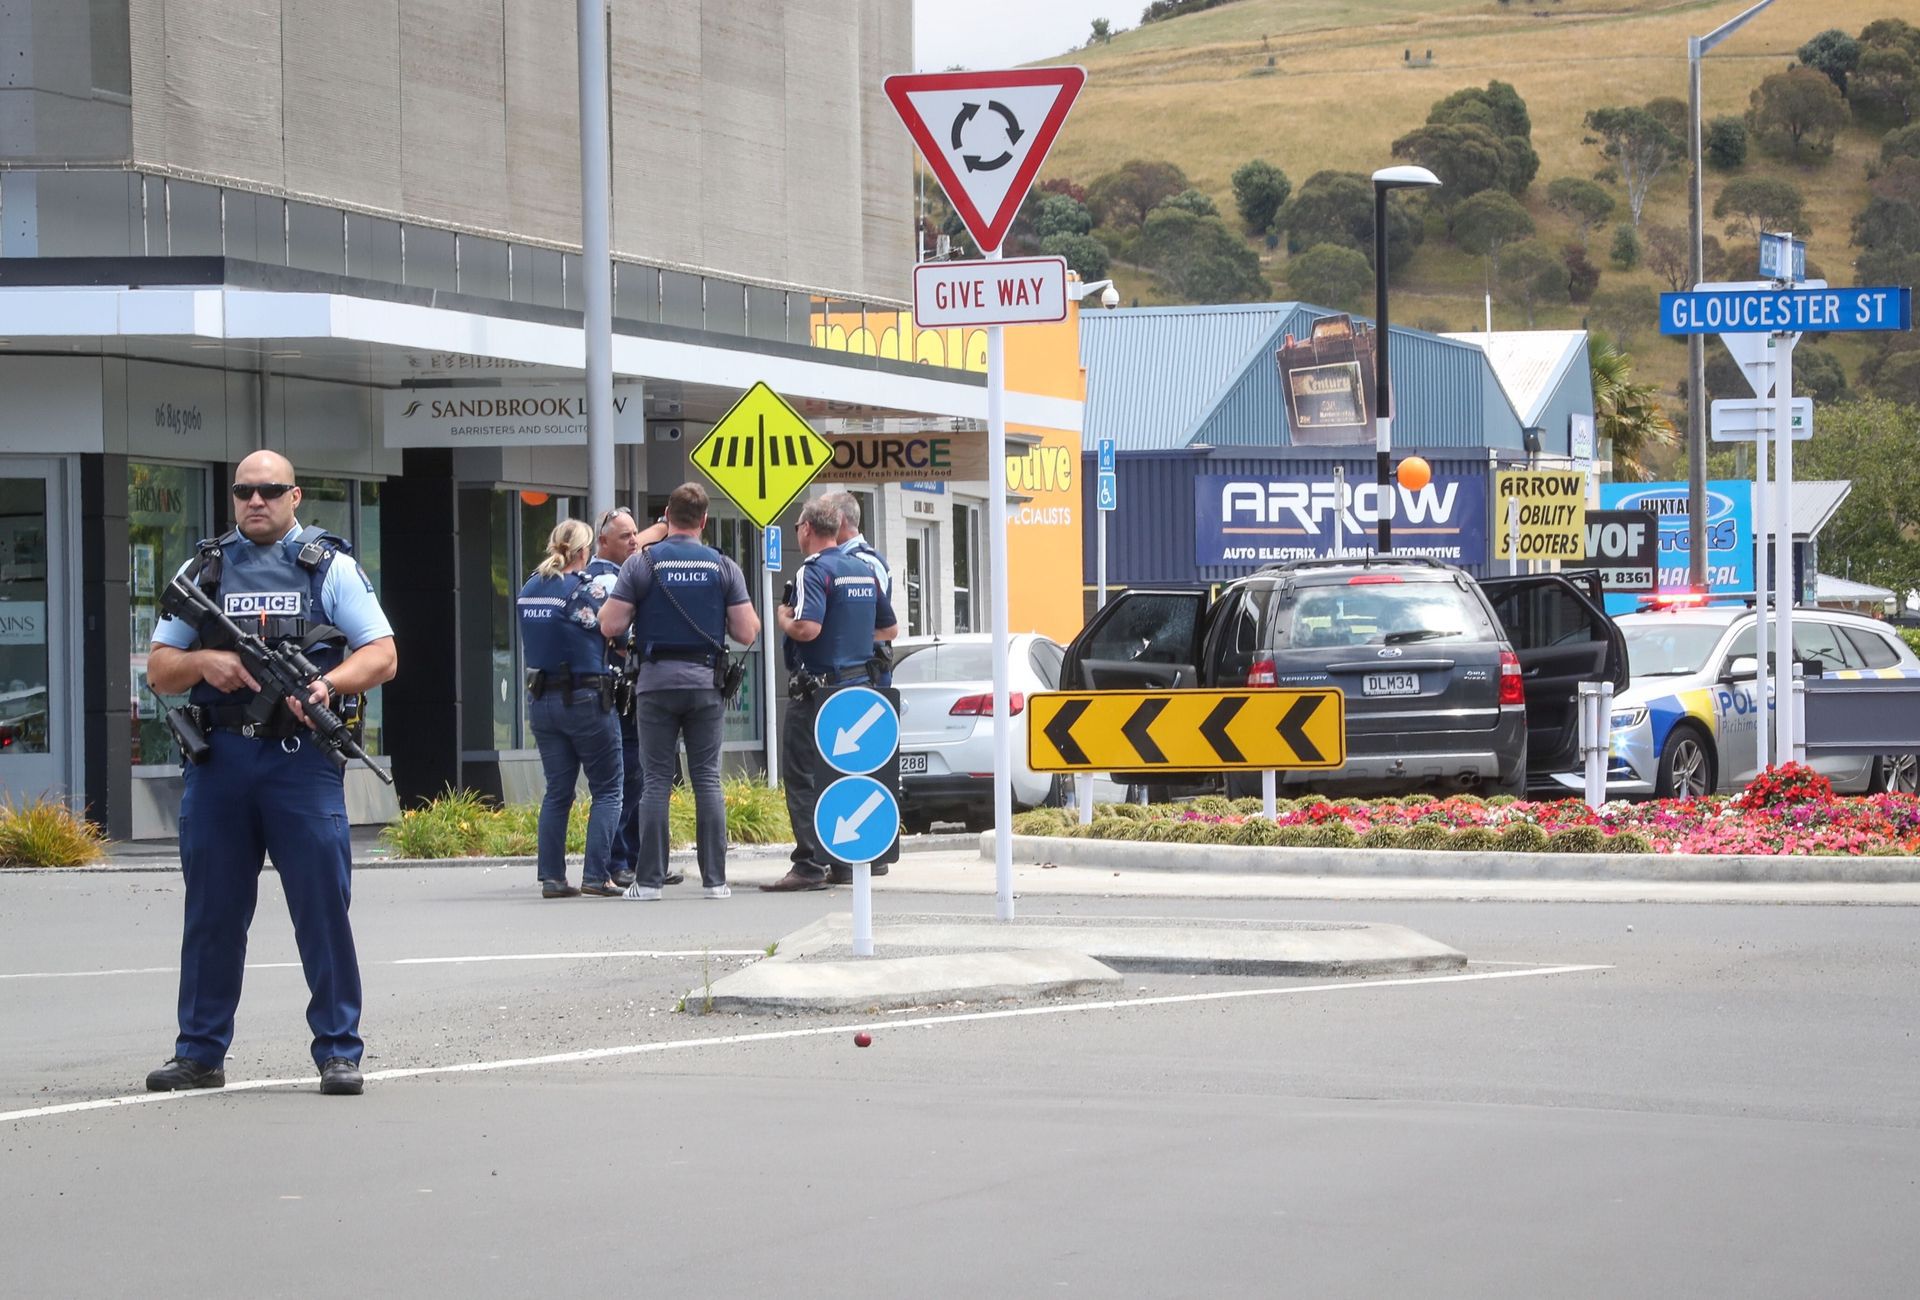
[151,524,394,651]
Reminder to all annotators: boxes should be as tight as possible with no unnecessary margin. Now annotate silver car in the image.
[1567,606,1920,798]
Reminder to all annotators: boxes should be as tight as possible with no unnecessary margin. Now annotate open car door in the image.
[1061,589,1209,691]
[1481,572,1628,778]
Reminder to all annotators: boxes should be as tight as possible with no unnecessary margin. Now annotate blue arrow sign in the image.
[763,525,782,570]
[1661,286,1911,335]
[813,685,898,775]
[1097,438,1115,472]
[813,774,899,866]
[1096,470,1117,512]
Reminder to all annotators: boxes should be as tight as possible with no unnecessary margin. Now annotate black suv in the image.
[1061,557,1627,798]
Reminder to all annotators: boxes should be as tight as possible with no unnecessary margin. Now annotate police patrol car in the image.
[1560,603,1920,798]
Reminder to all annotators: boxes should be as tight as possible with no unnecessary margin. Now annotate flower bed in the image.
[1010,765,1920,857]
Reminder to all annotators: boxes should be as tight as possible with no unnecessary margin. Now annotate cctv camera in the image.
[1100,284,1120,309]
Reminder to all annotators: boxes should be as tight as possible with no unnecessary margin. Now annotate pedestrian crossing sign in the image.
[689,382,834,529]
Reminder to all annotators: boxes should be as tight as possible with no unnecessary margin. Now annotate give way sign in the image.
[884,67,1086,253]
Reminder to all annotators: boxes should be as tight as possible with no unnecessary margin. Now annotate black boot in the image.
[145,1056,225,1092]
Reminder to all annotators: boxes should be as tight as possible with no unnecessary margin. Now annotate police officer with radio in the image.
[824,490,895,692]
[761,497,899,892]
[586,506,668,889]
[599,483,759,899]
[143,450,397,1098]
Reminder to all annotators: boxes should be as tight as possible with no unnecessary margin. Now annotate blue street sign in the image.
[813,774,900,866]
[813,684,898,775]
[763,525,782,570]
[1758,232,1805,282]
[1097,438,1115,472]
[1096,470,1117,512]
[1661,285,1911,335]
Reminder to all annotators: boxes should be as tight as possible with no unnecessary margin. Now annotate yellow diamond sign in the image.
[689,382,833,529]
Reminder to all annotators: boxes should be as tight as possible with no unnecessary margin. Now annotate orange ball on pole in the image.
[1396,456,1432,491]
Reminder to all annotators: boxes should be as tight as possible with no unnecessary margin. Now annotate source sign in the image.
[1492,470,1588,562]
[1096,471,1117,512]
[1661,285,1911,335]
[913,257,1068,328]
[1028,688,1345,773]
[813,685,899,777]
[816,430,987,486]
[884,68,1086,253]
[1711,397,1812,443]
[813,775,900,866]
[1572,510,1657,592]
[690,383,833,529]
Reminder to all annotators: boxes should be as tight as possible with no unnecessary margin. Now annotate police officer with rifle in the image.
[761,497,899,892]
[143,451,397,1098]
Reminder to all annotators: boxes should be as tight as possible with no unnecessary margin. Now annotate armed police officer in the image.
[586,506,668,889]
[143,450,397,1098]
[520,519,626,898]
[761,497,899,892]
[600,483,759,899]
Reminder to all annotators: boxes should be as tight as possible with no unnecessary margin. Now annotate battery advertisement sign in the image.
[1196,471,1487,568]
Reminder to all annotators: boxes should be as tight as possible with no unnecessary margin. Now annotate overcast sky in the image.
[913,0,1116,71]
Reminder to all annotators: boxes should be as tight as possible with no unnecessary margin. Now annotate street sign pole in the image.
[1754,401,1770,770]
[985,243,1015,921]
[1773,282,1796,764]
[762,525,780,789]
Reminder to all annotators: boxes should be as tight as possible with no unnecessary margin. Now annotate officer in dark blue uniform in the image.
[585,506,669,889]
[762,497,898,892]
[144,451,397,1098]
[519,519,625,898]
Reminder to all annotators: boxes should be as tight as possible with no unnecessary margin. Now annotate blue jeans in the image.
[529,690,624,885]
[635,689,727,888]
[610,708,643,876]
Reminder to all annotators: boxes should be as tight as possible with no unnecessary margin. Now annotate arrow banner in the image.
[1027,689,1345,773]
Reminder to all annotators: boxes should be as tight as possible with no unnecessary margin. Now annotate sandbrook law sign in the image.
[382,384,646,447]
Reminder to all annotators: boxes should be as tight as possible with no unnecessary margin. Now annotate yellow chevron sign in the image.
[1027,688,1345,773]
[690,382,834,528]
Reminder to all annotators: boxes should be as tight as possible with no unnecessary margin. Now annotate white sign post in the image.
[1771,241,1799,765]
[888,66,1086,922]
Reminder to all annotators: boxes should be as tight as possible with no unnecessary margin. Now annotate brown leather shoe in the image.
[759,869,830,892]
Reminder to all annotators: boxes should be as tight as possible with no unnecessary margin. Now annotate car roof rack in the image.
[1254,555,1451,576]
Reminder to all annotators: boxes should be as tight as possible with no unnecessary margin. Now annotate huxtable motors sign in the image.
[384,385,645,447]
[913,257,1068,328]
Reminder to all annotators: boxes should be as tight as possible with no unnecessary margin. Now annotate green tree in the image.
[1285,242,1373,312]
[1230,158,1292,235]
[1135,208,1269,302]
[1797,29,1862,95]
[1797,400,1920,596]
[1713,176,1809,241]
[1705,116,1749,170]
[1391,122,1512,213]
[1644,96,1689,140]
[1157,187,1219,218]
[1036,192,1093,240]
[1086,160,1190,229]
[1748,67,1850,158]
[1562,241,1601,304]
[1453,190,1535,283]
[1089,17,1112,44]
[1497,239,1569,326]
[1427,80,1533,140]
[1852,44,1920,125]
[1041,231,1109,282]
[1546,176,1615,244]
[1584,106,1681,226]
[1643,223,1726,292]
[1884,123,1920,165]
[1795,347,1851,405]
[1608,223,1640,270]
[1412,80,1539,197]
[1589,335,1677,482]
[1272,169,1422,271]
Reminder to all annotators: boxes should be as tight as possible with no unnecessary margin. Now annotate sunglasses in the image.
[598,507,635,528]
[231,482,296,502]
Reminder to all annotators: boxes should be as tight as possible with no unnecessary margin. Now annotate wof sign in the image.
[1571,510,1657,592]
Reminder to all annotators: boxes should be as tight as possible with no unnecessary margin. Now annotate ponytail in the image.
[534,518,594,579]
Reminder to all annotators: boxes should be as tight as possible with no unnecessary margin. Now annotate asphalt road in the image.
[5,866,1919,1298]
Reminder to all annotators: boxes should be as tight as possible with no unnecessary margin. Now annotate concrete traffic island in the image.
[686,911,1466,1015]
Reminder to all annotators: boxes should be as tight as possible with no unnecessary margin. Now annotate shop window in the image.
[0,479,51,755]
[952,502,981,633]
[129,463,210,766]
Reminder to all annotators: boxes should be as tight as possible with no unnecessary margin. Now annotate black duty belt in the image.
[188,704,302,741]
[644,649,715,664]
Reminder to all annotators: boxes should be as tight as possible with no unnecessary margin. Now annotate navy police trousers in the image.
[175,730,363,1070]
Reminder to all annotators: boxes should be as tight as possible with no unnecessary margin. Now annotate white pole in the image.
[1096,502,1108,607]
[1508,498,1521,576]
[1773,302,1796,764]
[1753,358,1770,772]
[1261,769,1276,820]
[851,861,873,956]
[1333,466,1346,557]
[576,0,614,521]
[762,530,779,789]
[1077,772,1093,826]
[986,247,1015,921]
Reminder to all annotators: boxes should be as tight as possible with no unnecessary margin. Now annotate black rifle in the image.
[160,574,393,784]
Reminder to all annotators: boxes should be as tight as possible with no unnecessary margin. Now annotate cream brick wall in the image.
[124,0,911,301]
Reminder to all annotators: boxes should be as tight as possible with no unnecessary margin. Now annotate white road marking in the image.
[0,964,1608,1126]
[0,950,763,980]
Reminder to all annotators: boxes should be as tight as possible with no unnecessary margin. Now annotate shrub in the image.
[1499,822,1550,852]
[1547,825,1609,854]
[1141,820,1182,843]
[1232,818,1286,846]
[1230,796,1265,815]
[0,797,109,867]
[1402,822,1452,851]
[1609,224,1640,270]
[1090,815,1136,840]
[1487,794,1521,807]
[1012,809,1070,836]
[1705,116,1748,170]
[1607,831,1653,854]
[1295,793,1328,806]
[382,787,498,859]
[1359,824,1407,849]
[1192,794,1234,814]
[1446,826,1500,852]
[1307,823,1359,849]
[1104,802,1152,821]
[1172,821,1215,843]
[718,779,792,843]
[1273,824,1320,847]
[1734,762,1835,812]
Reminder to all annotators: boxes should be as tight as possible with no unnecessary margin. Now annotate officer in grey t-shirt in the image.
[599,482,760,899]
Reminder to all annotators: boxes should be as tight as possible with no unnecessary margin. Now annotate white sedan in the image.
[892,633,1069,832]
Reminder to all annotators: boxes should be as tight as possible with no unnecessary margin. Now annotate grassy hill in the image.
[1023,0,1908,441]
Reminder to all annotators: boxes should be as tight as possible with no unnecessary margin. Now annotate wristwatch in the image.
[319,675,338,699]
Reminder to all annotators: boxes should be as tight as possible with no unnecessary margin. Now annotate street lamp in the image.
[1370,165,1441,554]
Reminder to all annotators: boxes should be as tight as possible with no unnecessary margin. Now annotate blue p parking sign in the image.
[763,525,781,570]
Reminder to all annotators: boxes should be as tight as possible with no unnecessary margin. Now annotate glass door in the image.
[0,460,73,806]
[905,523,936,636]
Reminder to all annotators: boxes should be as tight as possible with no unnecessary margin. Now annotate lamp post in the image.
[1370,165,1442,555]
